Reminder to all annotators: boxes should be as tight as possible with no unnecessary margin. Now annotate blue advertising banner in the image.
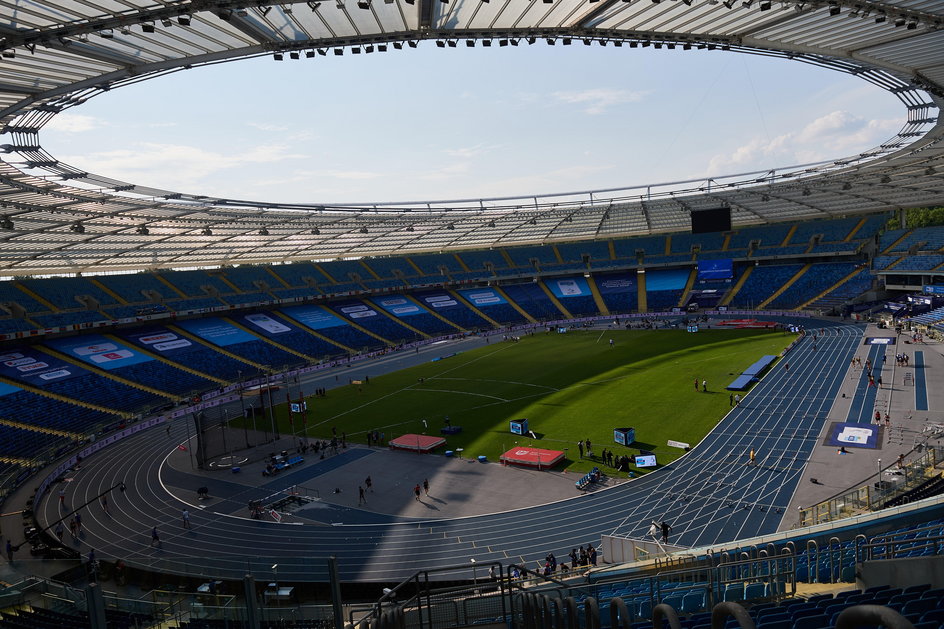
[646,269,690,291]
[419,292,461,311]
[372,296,423,317]
[596,273,636,295]
[697,259,733,281]
[458,288,508,307]
[331,301,379,320]
[234,312,295,337]
[546,277,591,299]
[0,347,84,386]
[175,317,258,346]
[0,380,22,397]
[924,285,944,295]
[281,305,346,330]
[45,334,153,371]
[123,327,195,356]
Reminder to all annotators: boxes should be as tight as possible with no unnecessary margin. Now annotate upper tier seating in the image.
[790,216,862,244]
[318,259,369,283]
[613,235,666,259]
[327,301,420,343]
[105,360,217,397]
[124,330,257,381]
[0,423,72,461]
[97,272,177,302]
[0,281,48,314]
[409,253,465,275]
[728,223,793,250]
[457,249,509,272]
[267,262,323,288]
[556,241,611,263]
[160,270,232,297]
[505,245,558,269]
[669,232,726,254]
[223,265,283,292]
[891,254,944,271]
[20,277,117,310]
[362,256,416,279]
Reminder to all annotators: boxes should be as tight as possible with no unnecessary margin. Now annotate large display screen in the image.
[635,454,657,468]
[697,258,733,281]
[691,207,731,234]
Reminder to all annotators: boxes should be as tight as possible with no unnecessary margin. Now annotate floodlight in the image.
[357,0,369,8]
[829,4,841,16]
[681,0,692,5]
[393,41,403,49]
[654,42,662,49]
[408,40,417,47]
[874,12,886,22]
[583,38,592,45]
[273,52,283,60]
[894,17,905,26]
[217,9,232,20]
[334,47,343,54]
[761,194,770,202]
[906,20,917,29]
[742,0,753,7]
[141,22,155,32]
[562,38,571,45]
[436,40,445,47]
[0,216,13,229]
[614,40,622,47]
[378,44,387,51]
[306,49,315,57]
[312,228,320,235]
[482,39,491,46]
[136,225,149,235]
[178,15,191,25]
[759,0,771,9]
[259,228,269,236]
[545,38,555,45]
[666,42,675,49]
[71,222,85,234]
[352,47,361,54]
[236,7,249,16]
[360,227,368,234]
[100,29,114,38]
[162,18,174,26]
[598,39,606,45]
[290,51,299,59]
[722,0,735,8]
[447,40,456,47]
[510,38,519,45]
[499,39,508,46]
[365,45,374,53]
[526,36,535,44]
[202,227,213,236]
[466,39,475,47]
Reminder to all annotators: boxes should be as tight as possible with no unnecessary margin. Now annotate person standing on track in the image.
[749,448,757,466]
[358,486,367,506]
[182,509,191,529]
[414,484,421,501]
[423,479,430,496]
[150,526,161,547]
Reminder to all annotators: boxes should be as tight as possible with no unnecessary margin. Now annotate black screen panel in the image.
[691,207,731,234]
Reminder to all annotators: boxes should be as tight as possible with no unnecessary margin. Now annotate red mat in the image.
[716,319,777,329]
[389,434,446,453]
[500,447,565,469]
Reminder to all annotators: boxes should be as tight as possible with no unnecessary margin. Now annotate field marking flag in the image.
[286,392,293,427]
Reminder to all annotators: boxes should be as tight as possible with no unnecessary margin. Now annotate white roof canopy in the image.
[0,0,942,275]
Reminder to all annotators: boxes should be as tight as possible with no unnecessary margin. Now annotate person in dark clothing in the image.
[661,521,672,544]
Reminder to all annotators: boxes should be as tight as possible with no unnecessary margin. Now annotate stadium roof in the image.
[0,0,942,276]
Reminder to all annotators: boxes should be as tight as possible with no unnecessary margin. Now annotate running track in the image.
[37,321,865,582]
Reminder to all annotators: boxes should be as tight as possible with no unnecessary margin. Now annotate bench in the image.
[726,355,777,390]
[576,467,601,490]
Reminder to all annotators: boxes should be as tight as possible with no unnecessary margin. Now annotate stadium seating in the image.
[412,290,491,330]
[891,254,944,271]
[97,272,177,302]
[0,423,72,461]
[31,311,105,328]
[318,259,370,283]
[0,389,119,434]
[501,283,563,320]
[456,249,509,273]
[267,262,324,287]
[729,264,803,309]
[594,271,638,314]
[504,245,558,269]
[164,297,225,312]
[790,216,861,244]
[104,360,217,398]
[669,232,726,254]
[123,330,258,381]
[766,262,859,310]
[0,281,49,314]
[222,265,282,292]
[19,277,117,310]
[159,269,232,297]
[220,291,271,306]
[728,224,793,250]
[221,339,307,371]
[327,301,421,343]
[556,240,611,264]
[613,235,666,259]
[409,253,465,276]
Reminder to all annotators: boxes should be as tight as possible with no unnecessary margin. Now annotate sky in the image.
[39,43,906,205]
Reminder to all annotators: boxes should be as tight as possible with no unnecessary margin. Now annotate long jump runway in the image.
[37,322,864,582]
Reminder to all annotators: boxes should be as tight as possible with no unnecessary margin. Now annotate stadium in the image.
[1,0,944,628]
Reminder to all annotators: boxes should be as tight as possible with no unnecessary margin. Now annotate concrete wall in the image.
[858,557,944,590]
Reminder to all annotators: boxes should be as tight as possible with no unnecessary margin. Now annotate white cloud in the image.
[444,143,500,159]
[43,113,104,133]
[247,121,290,132]
[705,110,903,175]
[56,142,308,189]
[552,88,648,115]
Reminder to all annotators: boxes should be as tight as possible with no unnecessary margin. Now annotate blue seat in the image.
[903,599,938,618]
[745,583,766,600]
[757,620,791,629]
[681,592,707,613]
[723,583,744,602]
[920,609,944,624]
[791,614,828,629]
[791,608,822,621]
[904,583,932,594]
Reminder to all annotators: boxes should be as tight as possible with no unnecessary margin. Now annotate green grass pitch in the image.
[252,327,793,475]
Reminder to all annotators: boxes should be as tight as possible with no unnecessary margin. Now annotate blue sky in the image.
[42,44,905,205]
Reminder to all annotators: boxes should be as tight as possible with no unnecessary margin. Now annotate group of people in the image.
[577,439,593,458]
[648,520,673,544]
[694,379,708,392]
[540,544,599,575]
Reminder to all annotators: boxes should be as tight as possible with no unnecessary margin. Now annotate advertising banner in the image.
[176,317,259,346]
[458,288,508,307]
[281,305,346,330]
[45,334,153,371]
[546,277,591,299]
[0,347,85,386]
[372,296,423,317]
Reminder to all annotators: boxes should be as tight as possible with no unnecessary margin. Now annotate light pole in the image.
[470,558,477,592]
[238,370,249,448]
[271,563,279,608]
